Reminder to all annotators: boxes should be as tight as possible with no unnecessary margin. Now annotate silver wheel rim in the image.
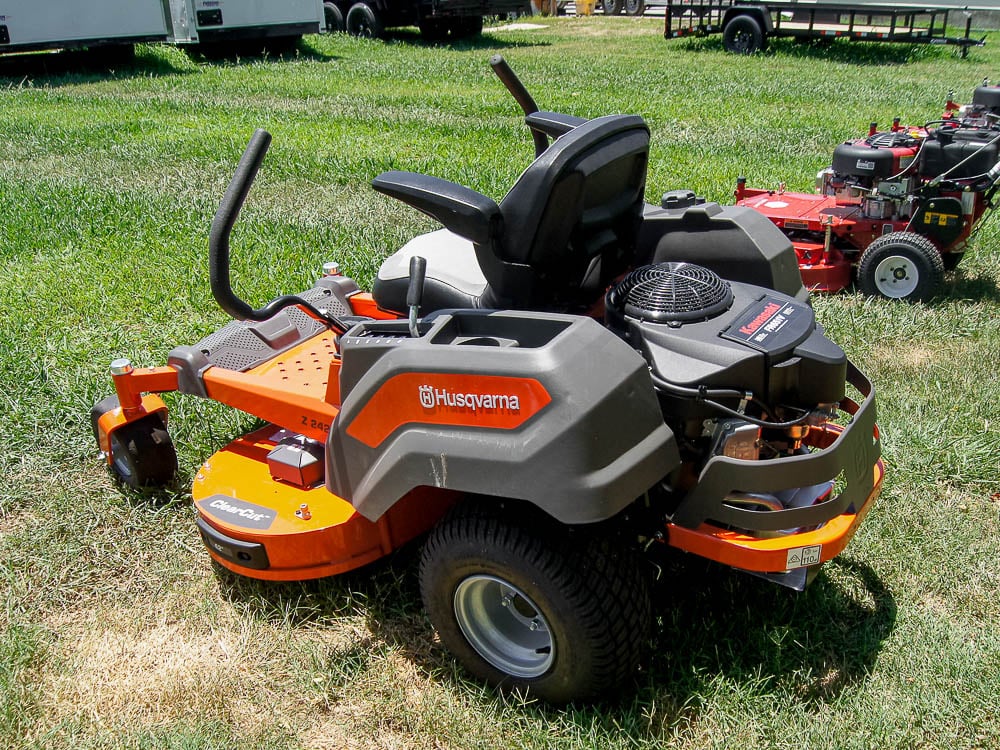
[873,253,919,298]
[453,575,554,678]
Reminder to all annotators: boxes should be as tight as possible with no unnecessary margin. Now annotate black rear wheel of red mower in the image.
[91,396,177,489]
[419,500,651,704]
[857,231,944,302]
[942,252,965,272]
[723,14,767,54]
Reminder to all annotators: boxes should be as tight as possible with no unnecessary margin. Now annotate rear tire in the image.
[857,231,944,302]
[723,15,766,54]
[346,3,384,38]
[324,2,345,32]
[419,501,650,704]
[601,0,624,14]
[624,0,645,15]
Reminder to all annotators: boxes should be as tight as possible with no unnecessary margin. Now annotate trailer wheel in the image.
[857,231,944,302]
[346,3,384,38]
[92,396,177,489]
[324,2,345,32]
[419,501,650,704]
[624,0,645,15]
[601,0,624,15]
[723,14,766,54]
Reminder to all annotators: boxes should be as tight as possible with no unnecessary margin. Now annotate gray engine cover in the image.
[327,310,680,525]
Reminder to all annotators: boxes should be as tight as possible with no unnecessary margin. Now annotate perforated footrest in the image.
[169,275,357,397]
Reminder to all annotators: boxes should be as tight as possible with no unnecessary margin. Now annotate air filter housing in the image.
[605,262,733,328]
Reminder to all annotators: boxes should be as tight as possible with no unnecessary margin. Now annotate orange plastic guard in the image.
[666,458,884,573]
[665,361,883,573]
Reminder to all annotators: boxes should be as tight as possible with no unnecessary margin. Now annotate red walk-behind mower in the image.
[92,57,884,704]
[736,83,1000,302]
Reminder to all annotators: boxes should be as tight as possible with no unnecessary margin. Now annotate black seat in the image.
[371,114,650,313]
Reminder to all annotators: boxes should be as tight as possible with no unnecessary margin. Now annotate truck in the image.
[663,0,986,55]
[320,0,531,40]
[0,0,325,56]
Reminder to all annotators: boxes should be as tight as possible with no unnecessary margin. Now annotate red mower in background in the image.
[736,83,1000,302]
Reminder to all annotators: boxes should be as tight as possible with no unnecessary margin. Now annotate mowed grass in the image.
[1,18,999,749]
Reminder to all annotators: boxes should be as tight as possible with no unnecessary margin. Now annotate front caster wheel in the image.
[857,231,944,302]
[91,396,177,489]
[419,501,651,704]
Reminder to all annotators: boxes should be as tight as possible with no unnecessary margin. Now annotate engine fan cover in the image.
[606,262,734,327]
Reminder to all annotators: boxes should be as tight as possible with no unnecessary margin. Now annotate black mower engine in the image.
[947,82,1000,129]
[815,128,924,220]
[606,262,846,471]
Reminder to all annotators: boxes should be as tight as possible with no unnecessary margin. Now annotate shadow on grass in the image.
[0,38,341,85]
[0,45,189,84]
[935,267,1000,303]
[376,27,551,50]
[673,35,954,65]
[212,538,894,726]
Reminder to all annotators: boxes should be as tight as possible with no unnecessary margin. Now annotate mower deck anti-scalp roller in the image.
[93,56,884,704]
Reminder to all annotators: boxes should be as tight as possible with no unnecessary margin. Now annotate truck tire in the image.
[324,2,345,32]
[723,14,766,54]
[419,19,449,41]
[602,0,624,15]
[624,0,645,15]
[451,15,484,39]
[857,231,944,302]
[419,500,651,704]
[346,3,384,38]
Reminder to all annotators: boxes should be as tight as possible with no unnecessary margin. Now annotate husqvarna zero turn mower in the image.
[93,57,884,704]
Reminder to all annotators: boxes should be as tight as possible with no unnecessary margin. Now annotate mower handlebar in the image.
[490,55,549,159]
[209,129,346,331]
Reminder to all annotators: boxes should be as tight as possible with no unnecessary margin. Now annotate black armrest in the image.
[372,171,503,245]
[525,111,588,140]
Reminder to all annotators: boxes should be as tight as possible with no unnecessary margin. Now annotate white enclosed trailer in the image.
[0,0,322,54]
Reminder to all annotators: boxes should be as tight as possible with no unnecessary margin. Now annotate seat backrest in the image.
[475,114,650,309]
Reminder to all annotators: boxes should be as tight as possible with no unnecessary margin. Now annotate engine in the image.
[815,129,924,220]
[605,262,846,467]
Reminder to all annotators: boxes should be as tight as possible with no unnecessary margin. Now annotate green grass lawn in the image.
[1,18,999,749]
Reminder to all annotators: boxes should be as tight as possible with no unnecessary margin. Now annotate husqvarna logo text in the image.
[418,384,521,413]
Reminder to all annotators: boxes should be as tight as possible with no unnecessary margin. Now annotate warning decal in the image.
[786,544,822,570]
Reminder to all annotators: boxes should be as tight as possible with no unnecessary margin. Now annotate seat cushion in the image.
[372,228,492,314]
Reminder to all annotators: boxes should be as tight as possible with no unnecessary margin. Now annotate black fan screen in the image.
[607,262,733,324]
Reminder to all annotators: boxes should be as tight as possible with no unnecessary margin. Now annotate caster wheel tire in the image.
[419,501,650,704]
[723,15,767,54]
[346,3,384,38]
[324,2,345,32]
[857,231,944,302]
[92,396,177,489]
